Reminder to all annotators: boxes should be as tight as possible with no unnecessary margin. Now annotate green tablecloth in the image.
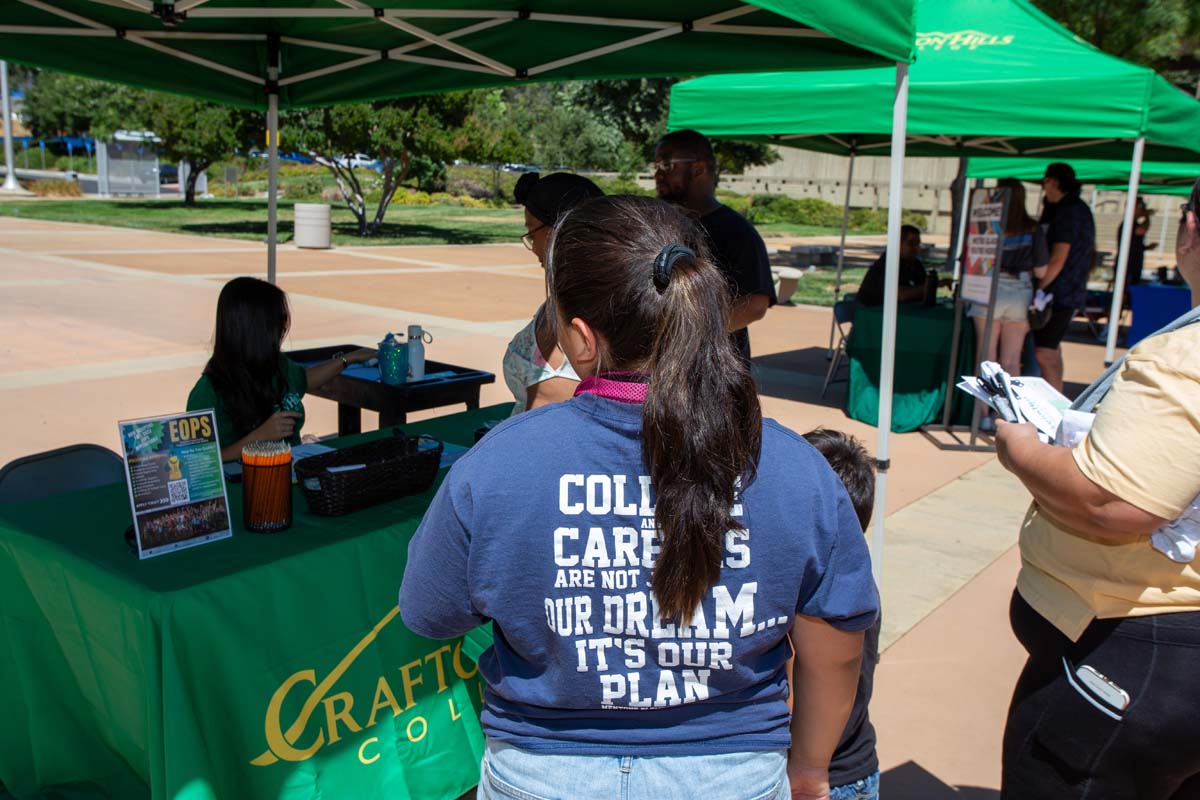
[0,404,512,800]
[846,303,975,432]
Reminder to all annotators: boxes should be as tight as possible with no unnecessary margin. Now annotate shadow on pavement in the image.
[752,347,849,410]
[882,761,1001,799]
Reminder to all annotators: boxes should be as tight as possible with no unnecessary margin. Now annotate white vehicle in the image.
[337,153,379,170]
[310,152,380,171]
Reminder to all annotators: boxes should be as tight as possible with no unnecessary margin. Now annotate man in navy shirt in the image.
[857,225,928,307]
[654,129,777,361]
[1035,162,1095,391]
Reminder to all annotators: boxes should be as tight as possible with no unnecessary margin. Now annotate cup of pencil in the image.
[242,440,293,533]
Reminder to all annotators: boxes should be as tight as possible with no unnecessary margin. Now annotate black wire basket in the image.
[294,431,443,516]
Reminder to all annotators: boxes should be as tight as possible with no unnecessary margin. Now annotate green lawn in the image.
[756,222,884,238]
[786,266,868,307]
[0,198,528,247]
[0,197,865,249]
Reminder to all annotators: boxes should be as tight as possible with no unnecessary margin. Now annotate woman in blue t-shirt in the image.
[401,196,878,800]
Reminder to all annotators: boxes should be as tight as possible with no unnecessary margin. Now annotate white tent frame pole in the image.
[827,147,856,355]
[1,61,18,192]
[1104,136,1144,365]
[871,62,909,586]
[266,62,280,285]
[952,161,970,283]
[1158,194,1171,251]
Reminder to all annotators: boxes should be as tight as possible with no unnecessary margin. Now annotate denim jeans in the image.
[477,739,789,800]
[830,770,880,800]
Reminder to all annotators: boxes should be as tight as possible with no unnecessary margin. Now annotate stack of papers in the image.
[958,361,1071,439]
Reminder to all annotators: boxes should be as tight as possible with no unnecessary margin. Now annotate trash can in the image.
[293,203,332,249]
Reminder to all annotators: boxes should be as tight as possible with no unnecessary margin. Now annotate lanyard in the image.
[573,372,649,404]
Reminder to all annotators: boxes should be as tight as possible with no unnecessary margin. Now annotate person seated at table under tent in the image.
[503,171,603,415]
[187,277,373,461]
[856,225,938,307]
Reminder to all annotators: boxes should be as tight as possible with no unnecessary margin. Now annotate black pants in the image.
[1002,591,1200,799]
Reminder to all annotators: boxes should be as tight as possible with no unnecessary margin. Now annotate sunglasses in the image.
[653,158,698,174]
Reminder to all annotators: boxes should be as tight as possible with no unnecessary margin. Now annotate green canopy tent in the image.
[0,0,917,284]
[669,0,1200,361]
[967,156,1198,188]
[667,0,1200,575]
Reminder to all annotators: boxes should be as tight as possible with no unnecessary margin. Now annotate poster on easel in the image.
[118,410,232,559]
[961,187,1009,305]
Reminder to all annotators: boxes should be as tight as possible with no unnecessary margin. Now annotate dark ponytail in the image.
[548,196,762,623]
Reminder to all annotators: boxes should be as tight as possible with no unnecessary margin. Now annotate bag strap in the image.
[1071,302,1200,413]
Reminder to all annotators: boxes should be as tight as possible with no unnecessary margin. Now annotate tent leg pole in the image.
[827,148,856,356]
[952,159,970,283]
[266,35,281,285]
[1,62,19,192]
[1158,194,1170,258]
[267,90,279,284]
[872,62,909,587]
[1104,137,1144,365]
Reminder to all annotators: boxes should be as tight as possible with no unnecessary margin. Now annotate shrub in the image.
[393,189,433,206]
[847,207,928,231]
[25,179,81,197]
[745,195,842,227]
[281,175,326,199]
[448,177,495,199]
[589,175,652,196]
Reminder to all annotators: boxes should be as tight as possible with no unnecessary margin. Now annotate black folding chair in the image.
[0,444,124,504]
[822,298,857,397]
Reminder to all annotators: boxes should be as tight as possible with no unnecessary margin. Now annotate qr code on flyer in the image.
[168,479,190,505]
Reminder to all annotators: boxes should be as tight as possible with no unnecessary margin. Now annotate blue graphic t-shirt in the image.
[400,393,878,756]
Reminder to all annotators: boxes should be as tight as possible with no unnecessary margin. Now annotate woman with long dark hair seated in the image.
[402,196,878,800]
[187,277,373,461]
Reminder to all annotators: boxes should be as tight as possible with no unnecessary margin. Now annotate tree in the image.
[281,93,475,236]
[1031,0,1200,92]
[454,89,529,192]
[23,70,254,204]
[572,78,779,174]
[138,94,255,206]
[21,71,139,139]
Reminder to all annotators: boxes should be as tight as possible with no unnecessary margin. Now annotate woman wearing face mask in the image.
[402,196,878,800]
[502,172,603,415]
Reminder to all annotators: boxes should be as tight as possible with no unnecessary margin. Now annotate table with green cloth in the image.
[845,302,975,432]
[0,405,511,800]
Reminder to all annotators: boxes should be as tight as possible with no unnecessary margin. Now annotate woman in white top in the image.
[503,172,602,414]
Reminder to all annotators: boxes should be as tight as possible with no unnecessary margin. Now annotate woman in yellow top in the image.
[995,181,1200,800]
[187,277,373,461]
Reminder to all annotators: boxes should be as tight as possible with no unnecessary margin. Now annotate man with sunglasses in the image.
[654,129,776,361]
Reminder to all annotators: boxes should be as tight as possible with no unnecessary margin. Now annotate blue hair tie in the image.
[653,243,694,292]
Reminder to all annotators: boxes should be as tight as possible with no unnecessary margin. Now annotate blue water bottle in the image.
[378,332,408,386]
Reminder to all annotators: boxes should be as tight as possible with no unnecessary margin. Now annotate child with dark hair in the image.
[802,428,881,800]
